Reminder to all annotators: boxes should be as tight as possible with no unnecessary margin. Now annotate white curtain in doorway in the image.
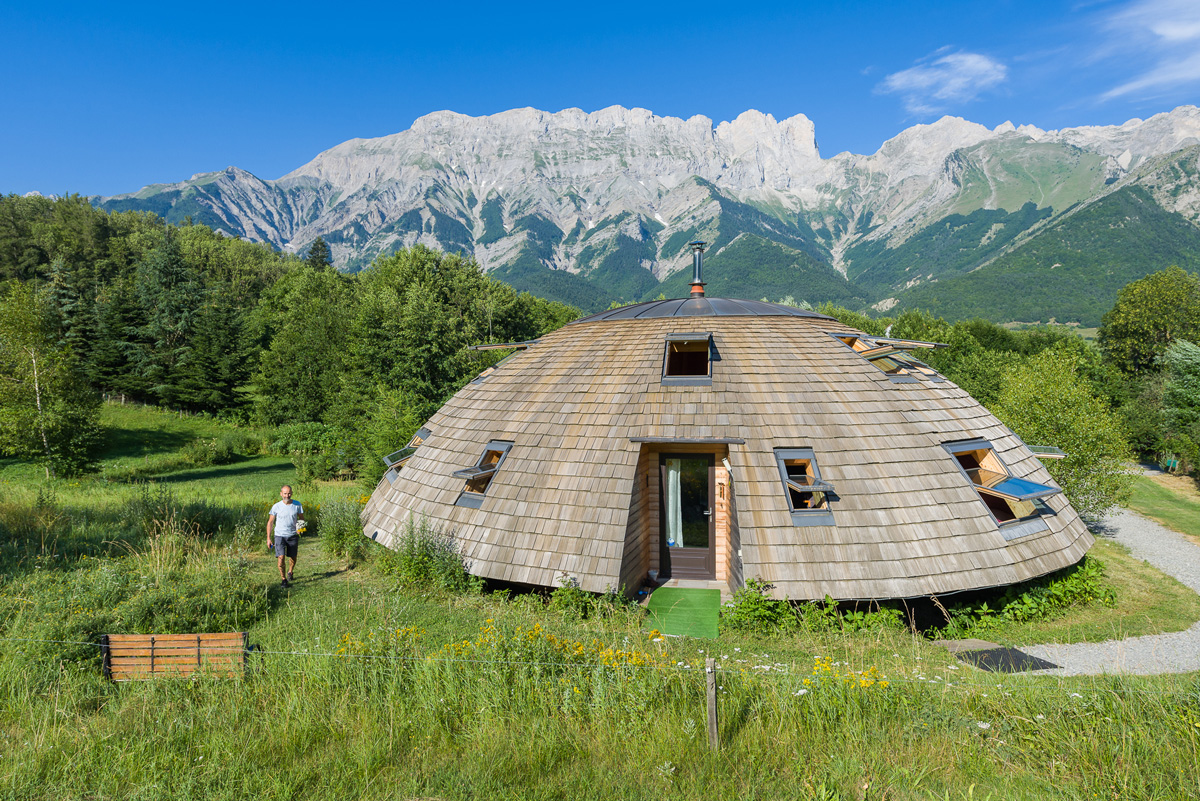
[665,458,682,548]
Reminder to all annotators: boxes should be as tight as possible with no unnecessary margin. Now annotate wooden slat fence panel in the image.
[102,632,249,681]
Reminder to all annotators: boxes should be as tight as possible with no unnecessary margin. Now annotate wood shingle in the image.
[362,299,1092,599]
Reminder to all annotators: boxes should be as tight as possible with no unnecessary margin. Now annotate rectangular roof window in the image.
[454,440,513,508]
[1027,444,1067,460]
[382,426,432,485]
[662,333,712,386]
[774,448,836,527]
[944,439,1060,526]
[831,333,946,383]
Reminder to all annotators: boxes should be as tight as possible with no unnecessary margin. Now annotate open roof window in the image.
[382,427,432,486]
[944,439,1059,528]
[662,333,712,386]
[452,440,513,509]
[468,340,538,385]
[831,333,946,384]
[774,448,836,527]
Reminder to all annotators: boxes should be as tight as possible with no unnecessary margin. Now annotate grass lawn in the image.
[1128,473,1200,547]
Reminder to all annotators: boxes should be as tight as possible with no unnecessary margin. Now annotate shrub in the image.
[722,581,908,635]
[834,604,906,633]
[589,586,642,620]
[294,451,340,482]
[548,574,592,620]
[320,499,367,561]
[939,554,1116,638]
[720,578,798,634]
[510,592,548,614]
[180,437,236,467]
[217,429,264,456]
[376,517,481,595]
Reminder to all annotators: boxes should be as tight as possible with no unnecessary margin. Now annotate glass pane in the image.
[678,457,710,547]
[969,468,1059,501]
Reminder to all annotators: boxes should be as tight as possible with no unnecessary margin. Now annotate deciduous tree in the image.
[992,345,1133,519]
[1099,266,1200,374]
[0,281,101,477]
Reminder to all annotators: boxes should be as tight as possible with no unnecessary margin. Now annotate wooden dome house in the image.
[361,243,1091,601]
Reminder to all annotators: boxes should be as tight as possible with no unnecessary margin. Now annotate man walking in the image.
[267,484,305,587]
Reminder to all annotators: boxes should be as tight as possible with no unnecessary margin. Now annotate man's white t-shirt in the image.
[270,500,304,538]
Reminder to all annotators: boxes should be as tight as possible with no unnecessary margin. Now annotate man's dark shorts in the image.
[274,535,299,558]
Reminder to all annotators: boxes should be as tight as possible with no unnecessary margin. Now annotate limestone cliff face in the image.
[97,104,1200,309]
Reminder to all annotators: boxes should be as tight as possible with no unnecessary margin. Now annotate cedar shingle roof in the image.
[362,303,1092,600]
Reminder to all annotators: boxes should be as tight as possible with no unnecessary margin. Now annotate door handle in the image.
[703,509,712,516]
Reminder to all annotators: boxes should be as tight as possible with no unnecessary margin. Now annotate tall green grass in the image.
[1,405,1199,799]
[2,620,1198,800]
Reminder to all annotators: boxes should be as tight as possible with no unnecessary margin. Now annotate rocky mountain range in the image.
[96,105,1200,322]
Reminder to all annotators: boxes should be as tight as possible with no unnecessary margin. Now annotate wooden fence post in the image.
[705,657,719,751]
[100,635,111,682]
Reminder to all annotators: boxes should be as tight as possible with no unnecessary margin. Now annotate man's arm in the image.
[267,513,276,542]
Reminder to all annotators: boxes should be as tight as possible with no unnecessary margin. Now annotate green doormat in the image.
[645,588,721,639]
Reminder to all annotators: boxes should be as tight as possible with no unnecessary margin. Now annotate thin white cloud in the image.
[877,52,1008,115]
[1101,0,1200,99]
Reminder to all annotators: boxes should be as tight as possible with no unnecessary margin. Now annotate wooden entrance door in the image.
[659,454,715,579]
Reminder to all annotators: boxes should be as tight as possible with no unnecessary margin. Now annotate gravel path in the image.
[1020,508,1200,675]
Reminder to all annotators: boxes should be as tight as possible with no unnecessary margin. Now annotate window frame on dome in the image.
[452,440,514,509]
[943,438,1059,536]
[661,332,713,386]
[773,448,837,527]
[382,427,432,486]
[829,333,946,384]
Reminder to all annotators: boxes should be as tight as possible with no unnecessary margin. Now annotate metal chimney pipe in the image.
[689,241,707,298]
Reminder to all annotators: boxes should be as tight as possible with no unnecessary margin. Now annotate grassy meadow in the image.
[1,406,1199,800]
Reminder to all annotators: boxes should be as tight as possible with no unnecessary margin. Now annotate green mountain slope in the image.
[892,186,1200,325]
[943,140,1109,218]
[650,234,865,306]
[846,202,1053,294]
[491,246,616,312]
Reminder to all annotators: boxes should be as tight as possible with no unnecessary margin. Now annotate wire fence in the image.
[3,634,1199,696]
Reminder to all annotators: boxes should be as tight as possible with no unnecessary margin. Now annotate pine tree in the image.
[305,237,333,271]
[46,256,97,368]
[132,229,202,406]
[89,274,147,399]
[173,286,251,413]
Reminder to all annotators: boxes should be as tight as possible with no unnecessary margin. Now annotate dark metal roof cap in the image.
[570,297,834,324]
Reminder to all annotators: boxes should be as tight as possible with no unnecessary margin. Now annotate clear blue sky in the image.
[3,0,1198,197]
